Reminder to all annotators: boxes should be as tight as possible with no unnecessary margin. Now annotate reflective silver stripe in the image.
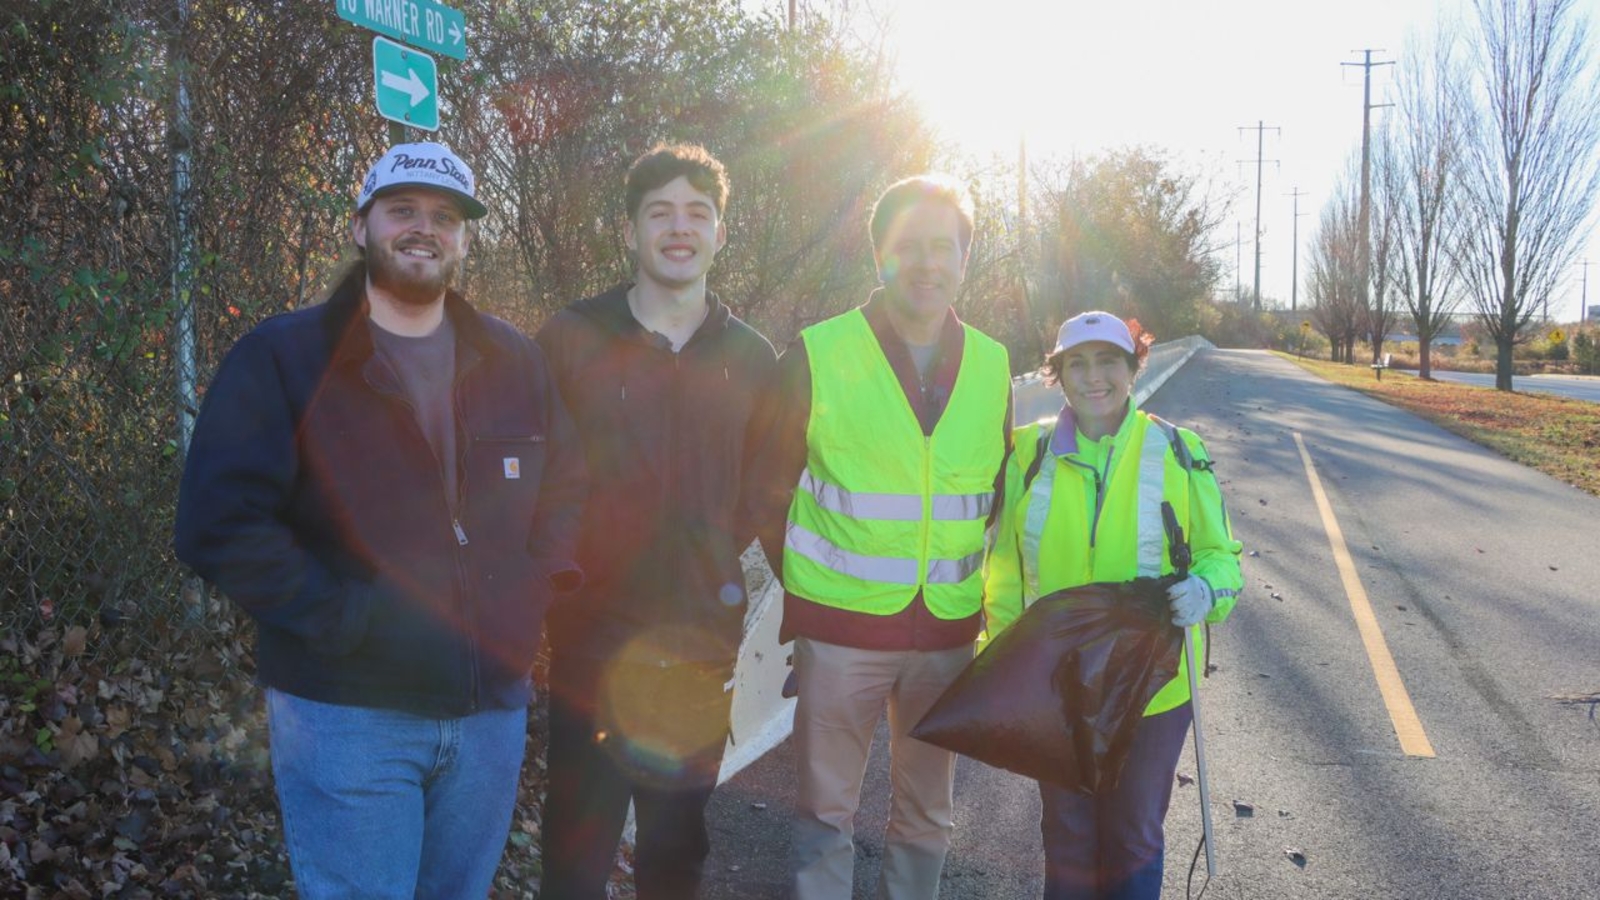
[1136,421,1172,577]
[1020,420,1174,589]
[784,521,920,584]
[927,548,985,584]
[799,468,921,521]
[799,467,992,522]
[1020,435,1057,603]
[785,521,984,586]
[931,491,994,521]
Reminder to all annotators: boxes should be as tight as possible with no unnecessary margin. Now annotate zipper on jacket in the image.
[450,362,483,713]
[1062,448,1110,552]
[367,347,483,713]
[1091,446,1112,548]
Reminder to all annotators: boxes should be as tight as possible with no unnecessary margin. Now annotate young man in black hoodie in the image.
[535,144,778,900]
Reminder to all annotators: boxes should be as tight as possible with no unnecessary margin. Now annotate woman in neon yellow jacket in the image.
[983,311,1243,900]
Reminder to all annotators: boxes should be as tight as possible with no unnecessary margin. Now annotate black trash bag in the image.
[911,578,1182,794]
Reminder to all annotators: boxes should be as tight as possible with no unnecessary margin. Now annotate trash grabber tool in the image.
[1184,623,1217,877]
[1162,501,1217,878]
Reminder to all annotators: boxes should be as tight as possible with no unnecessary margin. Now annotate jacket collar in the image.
[578,282,733,349]
[322,271,491,367]
[1050,401,1136,457]
[860,289,967,436]
[860,288,964,352]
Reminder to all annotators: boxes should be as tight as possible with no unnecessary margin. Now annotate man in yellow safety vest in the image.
[753,175,1013,899]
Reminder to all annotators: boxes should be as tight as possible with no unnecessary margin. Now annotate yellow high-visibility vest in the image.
[783,309,1010,618]
[987,411,1244,715]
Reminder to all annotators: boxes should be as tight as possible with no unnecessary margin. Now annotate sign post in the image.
[371,36,439,132]
[337,0,467,59]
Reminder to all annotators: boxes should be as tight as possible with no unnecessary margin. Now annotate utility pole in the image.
[1288,187,1308,312]
[1238,121,1279,310]
[1581,259,1590,329]
[1343,50,1394,353]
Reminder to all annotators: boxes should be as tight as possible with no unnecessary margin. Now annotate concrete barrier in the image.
[718,336,1214,782]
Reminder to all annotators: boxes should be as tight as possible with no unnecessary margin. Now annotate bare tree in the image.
[1367,126,1402,362]
[1456,0,1600,390]
[1308,179,1364,363]
[1388,22,1467,379]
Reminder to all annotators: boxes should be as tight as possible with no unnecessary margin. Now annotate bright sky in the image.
[835,0,1600,324]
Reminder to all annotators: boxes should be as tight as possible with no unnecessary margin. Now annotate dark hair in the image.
[869,174,975,259]
[1040,318,1154,385]
[624,143,730,220]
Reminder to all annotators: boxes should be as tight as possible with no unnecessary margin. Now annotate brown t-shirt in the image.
[369,316,459,514]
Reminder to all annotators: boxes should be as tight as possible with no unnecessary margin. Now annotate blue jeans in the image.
[1039,703,1194,900]
[265,689,528,900]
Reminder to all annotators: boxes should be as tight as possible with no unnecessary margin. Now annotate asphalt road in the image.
[1419,369,1600,403]
[698,348,1600,899]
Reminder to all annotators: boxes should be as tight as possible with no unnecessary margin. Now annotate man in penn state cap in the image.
[175,141,587,899]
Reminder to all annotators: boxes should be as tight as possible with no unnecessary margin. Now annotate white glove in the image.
[1167,574,1215,628]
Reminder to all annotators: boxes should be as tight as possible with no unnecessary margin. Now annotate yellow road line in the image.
[1293,432,1436,758]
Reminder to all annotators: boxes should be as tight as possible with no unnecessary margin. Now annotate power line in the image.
[1287,187,1309,312]
[1343,50,1394,343]
[1580,259,1590,327]
[1238,121,1279,310]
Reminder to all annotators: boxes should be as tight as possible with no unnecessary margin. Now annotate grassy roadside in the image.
[1275,352,1600,498]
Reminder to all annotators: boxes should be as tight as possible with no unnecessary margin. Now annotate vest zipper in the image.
[917,433,933,643]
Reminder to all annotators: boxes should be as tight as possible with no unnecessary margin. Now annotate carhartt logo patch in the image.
[503,458,521,479]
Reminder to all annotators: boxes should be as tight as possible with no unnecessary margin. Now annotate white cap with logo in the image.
[1052,310,1135,355]
[356,141,488,220]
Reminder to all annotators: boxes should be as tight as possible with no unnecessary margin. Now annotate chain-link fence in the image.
[0,346,208,666]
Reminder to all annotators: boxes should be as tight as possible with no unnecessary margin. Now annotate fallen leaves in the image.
[62,627,87,659]
[0,618,293,898]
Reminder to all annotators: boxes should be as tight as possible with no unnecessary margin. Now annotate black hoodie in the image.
[535,284,778,663]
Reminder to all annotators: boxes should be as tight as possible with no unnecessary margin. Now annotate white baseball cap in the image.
[356,142,488,220]
[1051,310,1135,355]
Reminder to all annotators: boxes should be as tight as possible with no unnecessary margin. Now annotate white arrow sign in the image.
[381,67,431,107]
[371,37,439,131]
[449,22,462,47]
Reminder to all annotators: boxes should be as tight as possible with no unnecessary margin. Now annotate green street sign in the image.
[337,0,466,60]
[372,37,439,132]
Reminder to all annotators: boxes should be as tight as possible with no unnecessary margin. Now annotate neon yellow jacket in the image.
[983,405,1243,715]
[784,309,1010,619]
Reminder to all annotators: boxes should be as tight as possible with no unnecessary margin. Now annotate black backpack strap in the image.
[1147,413,1213,473]
[1021,426,1051,491]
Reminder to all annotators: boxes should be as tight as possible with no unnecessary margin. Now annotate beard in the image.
[365,239,460,307]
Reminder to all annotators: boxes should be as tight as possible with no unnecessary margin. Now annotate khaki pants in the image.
[790,638,973,900]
